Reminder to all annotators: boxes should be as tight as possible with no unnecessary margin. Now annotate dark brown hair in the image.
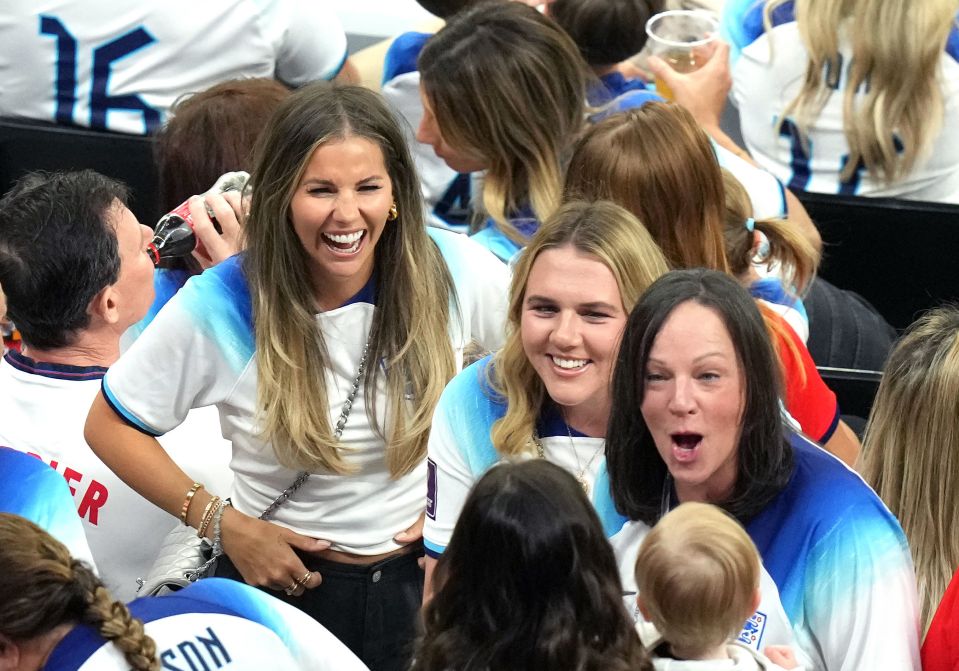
[155,78,291,211]
[551,0,663,66]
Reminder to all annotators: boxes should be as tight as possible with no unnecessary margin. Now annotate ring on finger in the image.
[283,580,299,596]
[294,570,313,588]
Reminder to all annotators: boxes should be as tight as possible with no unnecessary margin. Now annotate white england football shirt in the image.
[0,0,349,134]
[103,228,509,555]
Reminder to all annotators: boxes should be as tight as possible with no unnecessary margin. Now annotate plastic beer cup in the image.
[645,10,719,101]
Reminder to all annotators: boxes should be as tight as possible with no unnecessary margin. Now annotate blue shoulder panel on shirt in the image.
[470,222,523,263]
[723,0,795,55]
[590,72,652,106]
[177,255,255,375]
[749,277,807,321]
[0,448,72,525]
[747,432,905,620]
[593,462,628,537]
[383,32,432,85]
[440,356,503,477]
[590,90,665,122]
[129,267,192,339]
[948,16,959,62]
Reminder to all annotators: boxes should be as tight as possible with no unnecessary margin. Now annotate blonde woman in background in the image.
[85,84,508,671]
[859,307,959,658]
[724,0,959,202]
[416,1,588,262]
[423,200,669,595]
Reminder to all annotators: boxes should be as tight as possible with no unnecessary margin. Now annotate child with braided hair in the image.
[0,513,367,671]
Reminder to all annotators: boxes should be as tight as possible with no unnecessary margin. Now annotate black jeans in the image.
[214,548,424,671]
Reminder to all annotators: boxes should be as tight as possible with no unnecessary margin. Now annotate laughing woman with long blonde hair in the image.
[724,0,959,202]
[84,84,508,671]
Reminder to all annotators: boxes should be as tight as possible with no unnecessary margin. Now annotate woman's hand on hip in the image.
[220,506,330,596]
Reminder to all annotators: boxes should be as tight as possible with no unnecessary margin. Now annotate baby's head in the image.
[634,502,760,659]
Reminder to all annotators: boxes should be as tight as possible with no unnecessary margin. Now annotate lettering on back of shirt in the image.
[160,626,232,670]
[25,452,109,525]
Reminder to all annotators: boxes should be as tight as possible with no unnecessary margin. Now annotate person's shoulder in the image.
[174,255,252,325]
[383,31,433,82]
[768,432,899,530]
[439,354,500,408]
[724,0,797,52]
[428,225,510,278]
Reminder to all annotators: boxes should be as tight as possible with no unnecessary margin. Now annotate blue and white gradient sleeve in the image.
[103,258,253,436]
[423,358,503,557]
[0,448,97,571]
[801,502,921,671]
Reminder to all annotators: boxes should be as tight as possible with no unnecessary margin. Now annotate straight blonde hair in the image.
[859,306,959,636]
[489,200,669,457]
[635,502,760,658]
[419,1,588,244]
[245,85,457,477]
[768,0,957,183]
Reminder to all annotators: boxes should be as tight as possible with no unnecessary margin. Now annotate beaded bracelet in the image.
[196,496,222,538]
[179,482,204,525]
[211,499,231,558]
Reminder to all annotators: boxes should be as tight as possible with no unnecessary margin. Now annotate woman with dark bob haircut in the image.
[607,269,920,671]
[413,459,651,671]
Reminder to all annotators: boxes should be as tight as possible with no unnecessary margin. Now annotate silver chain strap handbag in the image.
[136,341,369,596]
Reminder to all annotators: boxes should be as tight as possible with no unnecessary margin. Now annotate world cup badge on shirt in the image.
[426,458,437,520]
[737,610,767,650]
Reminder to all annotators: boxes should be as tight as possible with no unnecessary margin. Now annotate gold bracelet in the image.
[197,496,222,538]
[179,482,204,525]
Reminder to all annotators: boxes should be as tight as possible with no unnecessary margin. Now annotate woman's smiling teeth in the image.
[551,355,589,369]
[322,230,365,253]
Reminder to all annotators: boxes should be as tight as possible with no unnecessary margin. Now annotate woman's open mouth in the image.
[322,230,366,255]
[671,432,703,463]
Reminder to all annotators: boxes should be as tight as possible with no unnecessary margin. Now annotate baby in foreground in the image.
[635,502,800,670]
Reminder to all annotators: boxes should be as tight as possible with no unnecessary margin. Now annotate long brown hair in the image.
[0,513,158,670]
[565,102,729,273]
[419,1,589,244]
[245,84,457,476]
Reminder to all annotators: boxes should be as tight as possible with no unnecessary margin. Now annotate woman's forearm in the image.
[84,391,217,529]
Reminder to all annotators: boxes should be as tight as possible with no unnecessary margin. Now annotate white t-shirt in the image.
[424,357,623,557]
[0,0,348,135]
[43,578,368,671]
[103,229,509,555]
[0,350,233,600]
[726,0,959,203]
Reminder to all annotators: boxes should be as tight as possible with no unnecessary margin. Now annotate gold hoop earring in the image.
[387,203,398,221]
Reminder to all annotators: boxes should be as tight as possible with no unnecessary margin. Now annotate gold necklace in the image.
[531,420,604,495]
